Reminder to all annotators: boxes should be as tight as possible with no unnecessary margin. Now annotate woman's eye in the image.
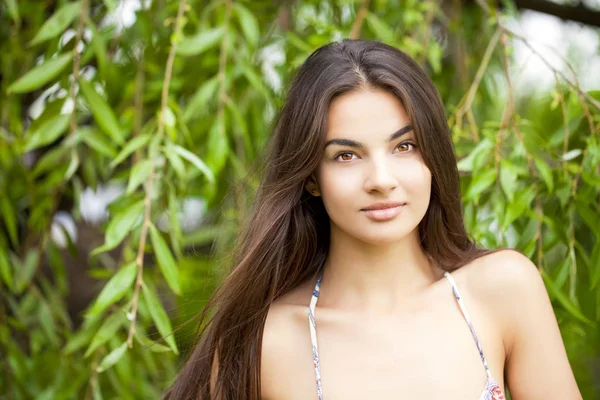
[334,152,355,162]
[396,141,416,153]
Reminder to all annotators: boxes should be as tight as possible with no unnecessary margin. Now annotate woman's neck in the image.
[319,225,443,313]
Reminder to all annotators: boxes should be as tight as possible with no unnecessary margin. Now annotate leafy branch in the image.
[126,0,189,348]
[349,0,370,39]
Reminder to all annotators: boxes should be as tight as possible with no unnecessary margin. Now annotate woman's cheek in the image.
[404,163,432,207]
[318,167,361,211]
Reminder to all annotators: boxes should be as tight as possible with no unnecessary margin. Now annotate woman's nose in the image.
[363,157,398,194]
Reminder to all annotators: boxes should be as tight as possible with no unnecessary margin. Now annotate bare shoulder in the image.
[454,249,556,355]
[456,249,582,398]
[261,279,316,399]
[262,278,315,349]
[262,293,304,355]
[460,248,544,297]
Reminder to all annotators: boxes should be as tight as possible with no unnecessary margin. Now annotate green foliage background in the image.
[0,0,599,398]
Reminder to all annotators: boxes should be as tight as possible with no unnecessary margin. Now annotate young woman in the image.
[165,39,582,400]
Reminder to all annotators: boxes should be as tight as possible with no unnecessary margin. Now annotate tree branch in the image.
[514,0,600,28]
[349,0,370,39]
[217,0,233,136]
[69,0,88,135]
[474,1,600,112]
[127,0,188,348]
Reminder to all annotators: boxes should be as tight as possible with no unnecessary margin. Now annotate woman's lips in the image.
[360,203,406,221]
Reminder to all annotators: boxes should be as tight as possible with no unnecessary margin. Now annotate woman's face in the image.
[313,88,432,245]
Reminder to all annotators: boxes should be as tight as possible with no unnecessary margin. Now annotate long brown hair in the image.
[164,39,501,399]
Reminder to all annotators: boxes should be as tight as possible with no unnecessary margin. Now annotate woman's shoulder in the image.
[261,278,317,399]
[457,250,582,397]
[451,248,549,346]
[262,277,316,346]
[455,248,544,301]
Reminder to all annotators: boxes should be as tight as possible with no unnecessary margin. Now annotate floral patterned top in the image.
[308,271,506,400]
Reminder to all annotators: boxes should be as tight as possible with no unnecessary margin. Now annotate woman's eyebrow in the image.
[324,125,413,148]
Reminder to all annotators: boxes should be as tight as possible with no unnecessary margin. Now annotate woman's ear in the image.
[305,175,321,197]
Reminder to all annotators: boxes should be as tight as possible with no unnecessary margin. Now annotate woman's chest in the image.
[262,303,504,400]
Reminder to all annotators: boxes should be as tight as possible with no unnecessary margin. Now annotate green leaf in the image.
[85,312,124,357]
[89,22,111,81]
[4,0,20,24]
[162,145,186,179]
[163,107,176,129]
[91,200,144,255]
[7,53,72,93]
[541,270,594,327]
[581,169,600,187]
[32,145,69,176]
[285,32,313,53]
[0,195,18,248]
[126,159,152,194]
[225,97,253,160]
[241,63,269,99]
[29,2,82,46]
[456,138,494,172]
[533,157,554,192]
[14,250,39,294]
[0,324,8,346]
[403,8,424,25]
[64,325,97,354]
[183,77,219,122]
[163,106,177,141]
[65,151,79,180]
[166,185,183,258]
[499,161,518,202]
[38,300,58,346]
[181,225,225,247]
[206,119,229,176]
[575,198,600,239]
[555,183,571,209]
[79,80,124,145]
[400,36,423,58]
[234,3,259,47]
[554,257,570,290]
[590,242,600,290]
[465,169,497,200]
[167,143,214,183]
[426,41,442,74]
[176,27,224,57]
[0,250,13,290]
[97,342,127,373]
[24,113,70,151]
[142,283,178,354]
[87,262,137,316]
[102,0,117,12]
[365,13,395,43]
[79,127,118,158]
[148,224,180,295]
[148,342,173,353]
[110,134,151,168]
[502,186,535,229]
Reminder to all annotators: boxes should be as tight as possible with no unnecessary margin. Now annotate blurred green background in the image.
[1,0,599,398]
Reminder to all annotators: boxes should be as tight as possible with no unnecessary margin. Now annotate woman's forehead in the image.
[325,88,412,142]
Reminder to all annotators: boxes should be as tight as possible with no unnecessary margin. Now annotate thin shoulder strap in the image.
[308,274,324,400]
[443,271,492,378]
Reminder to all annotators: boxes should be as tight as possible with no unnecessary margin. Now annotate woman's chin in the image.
[359,235,407,246]
[330,219,419,246]
[348,228,414,246]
